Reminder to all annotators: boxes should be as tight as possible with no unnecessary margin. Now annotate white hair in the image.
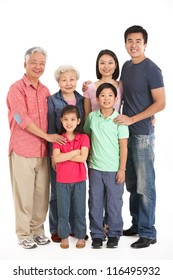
[24,46,47,63]
[54,65,80,81]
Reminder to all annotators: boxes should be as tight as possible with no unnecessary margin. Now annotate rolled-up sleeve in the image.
[7,84,34,129]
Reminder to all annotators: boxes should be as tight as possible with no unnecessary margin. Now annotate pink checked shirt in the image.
[7,75,50,157]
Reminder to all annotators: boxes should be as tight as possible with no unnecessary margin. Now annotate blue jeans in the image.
[88,169,124,240]
[49,165,74,235]
[126,134,156,239]
[56,181,86,239]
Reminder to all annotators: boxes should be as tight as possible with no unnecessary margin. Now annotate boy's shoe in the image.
[19,238,37,249]
[34,235,50,245]
[51,233,62,243]
[107,237,118,248]
[91,238,103,249]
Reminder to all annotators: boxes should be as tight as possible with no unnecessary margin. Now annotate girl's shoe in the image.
[76,239,86,248]
[60,238,69,249]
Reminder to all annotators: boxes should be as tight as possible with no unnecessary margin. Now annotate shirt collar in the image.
[97,109,118,120]
[22,74,43,88]
[62,132,80,142]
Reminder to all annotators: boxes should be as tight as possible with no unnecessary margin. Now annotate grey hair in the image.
[54,65,80,82]
[24,47,47,63]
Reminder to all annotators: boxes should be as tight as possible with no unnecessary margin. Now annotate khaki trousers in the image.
[9,152,50,240]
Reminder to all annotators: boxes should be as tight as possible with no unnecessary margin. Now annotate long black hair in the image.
[96,49,119,80]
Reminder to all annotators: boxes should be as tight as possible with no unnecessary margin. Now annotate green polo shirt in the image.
[84,110,129,172]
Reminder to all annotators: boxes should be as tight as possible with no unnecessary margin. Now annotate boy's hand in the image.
[116,169,125,184]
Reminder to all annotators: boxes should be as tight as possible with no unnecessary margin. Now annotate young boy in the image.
[84,82,129,249]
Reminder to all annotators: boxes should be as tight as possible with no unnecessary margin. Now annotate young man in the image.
[84,82,129,249]
[7,47,60,249]
[114,25,166,248]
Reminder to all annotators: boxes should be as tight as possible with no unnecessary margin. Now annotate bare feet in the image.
[76,239,86,248]
[60,238,69,249]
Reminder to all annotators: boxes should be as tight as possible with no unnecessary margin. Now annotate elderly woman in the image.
[48,65,86,242]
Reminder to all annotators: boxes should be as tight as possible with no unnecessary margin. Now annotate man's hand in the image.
[46,134,67,144]
[113,114,133,126]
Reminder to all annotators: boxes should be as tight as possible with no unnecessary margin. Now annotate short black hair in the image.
[96,82,117,98]
[124,25,148,44]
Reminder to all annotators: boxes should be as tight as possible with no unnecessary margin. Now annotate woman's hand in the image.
[82,80,92,92]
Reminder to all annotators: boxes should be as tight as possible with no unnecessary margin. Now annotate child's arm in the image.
[70,146,89,163]
[53,148,80,163]
[116,138,128,184]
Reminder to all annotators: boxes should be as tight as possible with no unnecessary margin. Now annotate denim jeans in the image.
[56,181,86,239]
[126,133,156,239]
[88,169,124,240]
[49,165,74,235]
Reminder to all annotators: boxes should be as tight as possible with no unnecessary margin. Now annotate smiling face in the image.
[98,54,117,78]
[58,70,77,95]
[96,87,117,109]
[125,32,147,63]
[60,112,80,133]
[24,51,46,81]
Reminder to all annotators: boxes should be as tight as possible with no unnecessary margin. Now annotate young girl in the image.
[52,105,90,249]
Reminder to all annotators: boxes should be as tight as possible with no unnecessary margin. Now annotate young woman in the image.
[83,49,122,120]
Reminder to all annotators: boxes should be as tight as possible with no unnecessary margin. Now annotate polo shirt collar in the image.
[62,132,80,142]
[97,109,117,120]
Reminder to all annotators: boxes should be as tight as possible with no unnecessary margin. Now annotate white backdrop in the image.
[0,0,172,278]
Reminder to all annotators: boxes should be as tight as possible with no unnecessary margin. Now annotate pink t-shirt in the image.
[53,133,90,183]
[84,82,122,113]
[66,99,76,105]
